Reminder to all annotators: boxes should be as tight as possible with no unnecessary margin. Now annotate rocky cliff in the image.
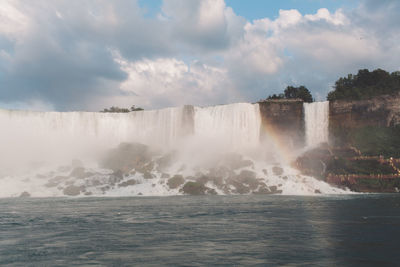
[258,99,304,148]
[329,92,400,130]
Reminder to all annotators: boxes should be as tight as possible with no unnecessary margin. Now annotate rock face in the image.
[258,99,304,148]
[182,105,195,136]
[329,92,400,131]
[100,142,153,174]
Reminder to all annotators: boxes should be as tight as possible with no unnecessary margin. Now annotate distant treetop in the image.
[101,105,144,113]
[327,69,400,101]
[265,85,313,103]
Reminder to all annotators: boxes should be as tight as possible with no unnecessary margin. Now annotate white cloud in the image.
[0,0,400,111]
[113,52,236,109]
[305,8,348,25]
[0,0,30,39]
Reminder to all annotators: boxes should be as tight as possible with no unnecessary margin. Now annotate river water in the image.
[1,194,399,266]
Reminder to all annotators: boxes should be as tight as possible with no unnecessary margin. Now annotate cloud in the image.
[0,0,400,110]
[113,52,237,109]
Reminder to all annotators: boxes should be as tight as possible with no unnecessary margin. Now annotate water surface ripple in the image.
[1,194,399,266]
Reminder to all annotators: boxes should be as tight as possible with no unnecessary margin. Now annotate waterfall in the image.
[0,106,188,169]
[303,101,329,147]
[194,103,261,150]
[0,102,347,197]
[0,103,262,167]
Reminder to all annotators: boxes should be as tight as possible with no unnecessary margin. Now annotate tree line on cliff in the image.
[328,68,400,101]
[266,68,400,103]
[266,86,314,103]
[101,105,144,113]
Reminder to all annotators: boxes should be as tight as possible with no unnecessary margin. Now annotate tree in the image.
[327,68,400,101]
[265,86,313,102]
[101,105,143,113]
[266,93,284,100]
[130,105,144,111]
[283,86,313,102]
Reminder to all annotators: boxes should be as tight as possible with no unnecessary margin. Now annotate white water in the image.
[0,102,347,197]
[194,103,261,150]
[0,107,186,168]
[304,101,329,147]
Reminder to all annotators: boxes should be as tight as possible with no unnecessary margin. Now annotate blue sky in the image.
[139,0,358,21]
[225,0,357,20]
[0,0,399,111]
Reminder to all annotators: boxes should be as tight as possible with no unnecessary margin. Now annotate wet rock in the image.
[208,166,235,180]
[223,153,254,169]
[101,142,153,174]
[236,170,260,190]
[167,175,185,189]
[229,180,250,194]
[269,185,278,192]
[101,185,110,192]
[269,185,282,194]
[45,176,68,187]
[109,171,124,185]
[253,185,273,195]
[156,152,176,172]
[196,175,224,187]
[89,179,102,186]
[19,191,31,198]
[314,189,321,194]
[118,179,136,187]
[180,181,214,195]
[63,185,81,196]
[272,166,284,175]
[113,170,124,179]
[143,171,154,179]
[137,161,155,174]
[65,180,75,186]
[70,167,92,179]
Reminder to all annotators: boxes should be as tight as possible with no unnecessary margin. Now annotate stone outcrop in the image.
[258,99,304,148]
[329,92,400,131]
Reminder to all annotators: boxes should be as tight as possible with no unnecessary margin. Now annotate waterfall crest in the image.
[304,101,329,147]
[194,103,261,150]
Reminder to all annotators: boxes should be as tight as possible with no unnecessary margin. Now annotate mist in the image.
[0,103,345,197]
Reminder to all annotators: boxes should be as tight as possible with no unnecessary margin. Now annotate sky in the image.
[0,0,399,111]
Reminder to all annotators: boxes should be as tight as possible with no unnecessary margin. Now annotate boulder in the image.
[222,153,253,170]
[118,179,136,187]
[45,176,68,187]
[272,166,284,176]
[143,171,154,179]
[181,181,216,195]
[63,185,81,196]
[69,167,92,179]
[167,175,185,189]
[100,142,153,174]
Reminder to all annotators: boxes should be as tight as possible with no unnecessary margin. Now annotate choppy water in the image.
[1,195,400,266]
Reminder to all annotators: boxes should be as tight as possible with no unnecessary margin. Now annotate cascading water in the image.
[194,103,261,150]
[304,101,329,147]
[0,102,346,197]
